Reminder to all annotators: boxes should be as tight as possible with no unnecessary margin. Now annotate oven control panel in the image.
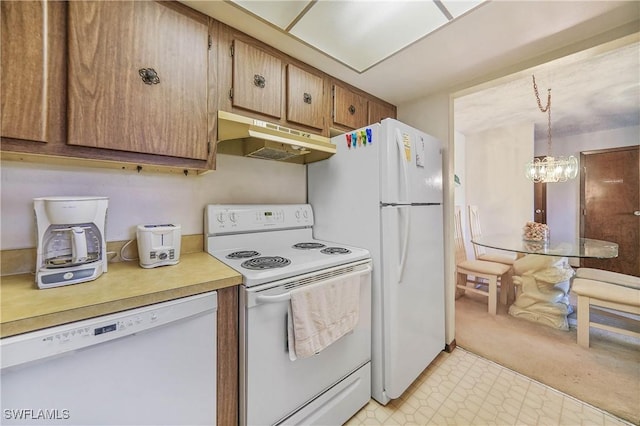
[206,204,314,235]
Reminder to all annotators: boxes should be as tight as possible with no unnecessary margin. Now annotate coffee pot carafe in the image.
[34,196,108,289]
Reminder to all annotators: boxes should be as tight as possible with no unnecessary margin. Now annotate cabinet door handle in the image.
[254,74,266,88]
[348,105,356,115]
[138,68,160,85]
[303,92,312,104]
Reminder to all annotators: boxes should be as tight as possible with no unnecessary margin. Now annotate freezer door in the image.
[380,205,445,400]
[379,119,442,204]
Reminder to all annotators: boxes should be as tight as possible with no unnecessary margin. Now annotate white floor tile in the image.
[344,348,633,426]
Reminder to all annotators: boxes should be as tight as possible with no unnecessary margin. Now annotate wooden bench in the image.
[571,268,640,348]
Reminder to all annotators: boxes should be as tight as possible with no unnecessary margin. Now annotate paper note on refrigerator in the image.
[416,136,425,168]
[402,133,411,161]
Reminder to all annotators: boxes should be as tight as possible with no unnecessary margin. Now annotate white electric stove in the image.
[205,204,372,426]
[205,204,370,287]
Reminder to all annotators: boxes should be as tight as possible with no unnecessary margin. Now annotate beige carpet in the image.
[455,292,640,425]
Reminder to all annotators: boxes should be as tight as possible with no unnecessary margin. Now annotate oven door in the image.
[240,260,372,426]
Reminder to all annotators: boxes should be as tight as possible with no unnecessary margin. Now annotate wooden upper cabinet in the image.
[67,1,209,160]
[286,65,324,130]
[368,100,397,124]
[333,84,368,130]
[231,39,282,119]
[1,1,63,143]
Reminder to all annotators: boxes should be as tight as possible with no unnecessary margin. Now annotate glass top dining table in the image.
[471,235,619,259]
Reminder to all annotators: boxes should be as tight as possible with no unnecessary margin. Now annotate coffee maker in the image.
[34,196,108,289]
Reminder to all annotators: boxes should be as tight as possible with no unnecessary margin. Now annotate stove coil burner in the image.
[241,256,291,270]
[292,242,326,250]
[321,247,352,255]
[227,250,260,259]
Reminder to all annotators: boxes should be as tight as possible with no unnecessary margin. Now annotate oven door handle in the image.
[255,293,292,304]
[254,264,372,305]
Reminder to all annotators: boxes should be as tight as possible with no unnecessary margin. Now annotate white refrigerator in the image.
[308,118,445,405]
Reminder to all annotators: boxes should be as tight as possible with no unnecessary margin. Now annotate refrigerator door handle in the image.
[398,206,410,283]
[395,129,410,203]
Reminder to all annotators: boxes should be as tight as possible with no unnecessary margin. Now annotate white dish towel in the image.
[287,274,361,361]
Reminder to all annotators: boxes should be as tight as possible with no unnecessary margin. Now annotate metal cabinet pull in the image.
[138,68,160,85]
[303,92,312,104]
[348,105,356,115]
[254,74,266,88]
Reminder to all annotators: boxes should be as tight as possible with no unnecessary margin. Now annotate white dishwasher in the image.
[1,291,217,426]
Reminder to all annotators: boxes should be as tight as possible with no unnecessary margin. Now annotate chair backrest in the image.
[468,205,487,259]
[454,206,469,264]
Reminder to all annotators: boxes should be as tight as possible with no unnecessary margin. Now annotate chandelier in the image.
[525,75,578,183]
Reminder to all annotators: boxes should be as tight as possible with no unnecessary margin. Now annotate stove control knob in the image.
[295,210,301,219]
[303,210,308,219]
[229,212,238,223]
[216,213,225,223]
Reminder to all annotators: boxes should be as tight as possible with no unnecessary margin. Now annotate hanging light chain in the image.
[526,75,578,183]
[532,75,552,156]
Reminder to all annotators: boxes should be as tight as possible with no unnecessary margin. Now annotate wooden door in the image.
[333,84,367,130]
[286,64,324,130]
[232,39,282,119]
[67,1,209,160]
[367,100,396,125]
[1,1,64,143]
[533,156,547,224]
[581,146,639,276]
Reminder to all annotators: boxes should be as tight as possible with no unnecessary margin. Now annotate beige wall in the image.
[465,124,535,236]
[0,154,306,249]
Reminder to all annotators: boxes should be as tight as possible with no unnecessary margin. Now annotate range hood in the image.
[216,111,336,164]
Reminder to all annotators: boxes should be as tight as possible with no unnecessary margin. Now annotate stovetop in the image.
[208,235,369,287]
[205,204,370,287]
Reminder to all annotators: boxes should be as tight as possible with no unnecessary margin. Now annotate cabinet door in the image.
[286,65,323,130]
[333,84,367,130]
[1,1,60,143]
[67,1,209,160]
[232,39,282,119]
[368,100,396,124]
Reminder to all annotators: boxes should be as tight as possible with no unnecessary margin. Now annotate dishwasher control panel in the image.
[39,312,149,345]
[1,292,217,370]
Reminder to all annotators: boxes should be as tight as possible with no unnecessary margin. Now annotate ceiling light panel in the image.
[290,0,449,72]
[230,0,312,29]
[439,0,484,18]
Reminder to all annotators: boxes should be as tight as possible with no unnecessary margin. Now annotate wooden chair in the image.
[455,206,513,314]
[572,268,640,348]
[468,205,517,265]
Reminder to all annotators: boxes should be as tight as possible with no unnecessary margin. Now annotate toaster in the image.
[136,224,181,268]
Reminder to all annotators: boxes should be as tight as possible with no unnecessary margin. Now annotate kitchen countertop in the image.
[1,252,242,338]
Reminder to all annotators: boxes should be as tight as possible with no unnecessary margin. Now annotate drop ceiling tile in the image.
[228,0,487,73]
[440,0,484,18]
[290,0,448,72]
[230,0,312,30]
